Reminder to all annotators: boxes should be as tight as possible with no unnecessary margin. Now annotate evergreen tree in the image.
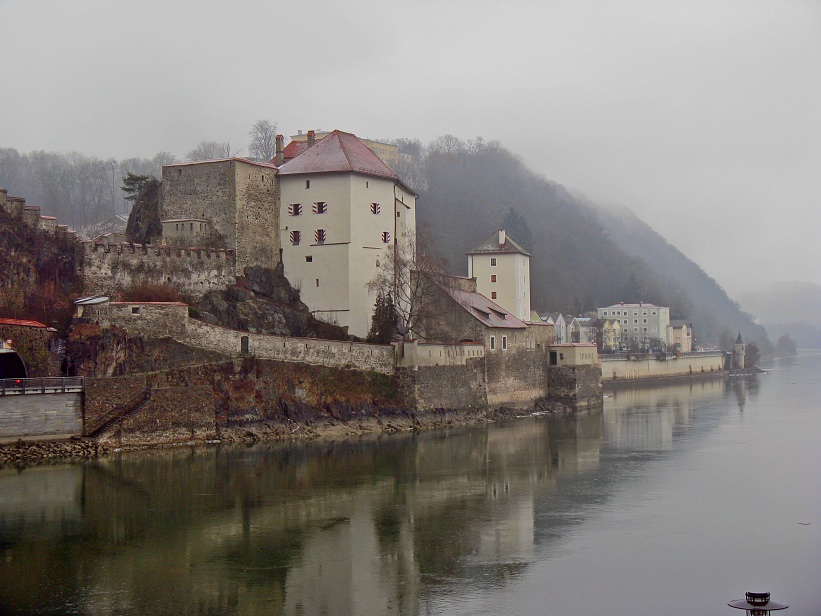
[367,293,398,343]
[121,172,152,202]
[501,207,533,251]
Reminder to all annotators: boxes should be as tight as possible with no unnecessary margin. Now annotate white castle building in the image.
[278,130,417,337]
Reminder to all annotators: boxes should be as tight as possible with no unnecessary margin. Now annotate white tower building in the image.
[466,229,531,322]
[278,131,416,338]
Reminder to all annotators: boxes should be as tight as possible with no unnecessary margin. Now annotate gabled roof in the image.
[283,141,308,162]
[278,130,398,181]
[439,284,528,330]
[0,317,50,329]
[466,230,530,256]
[669,319,690,328]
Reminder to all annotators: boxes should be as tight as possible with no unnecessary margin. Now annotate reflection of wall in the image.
[0,466,82,528]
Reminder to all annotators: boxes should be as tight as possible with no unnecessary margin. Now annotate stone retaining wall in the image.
[0,393,83,440]
[601,352,724,381]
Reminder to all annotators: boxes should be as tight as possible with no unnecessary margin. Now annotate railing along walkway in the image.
[0,377,84,395]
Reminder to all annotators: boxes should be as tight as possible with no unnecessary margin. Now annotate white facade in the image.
[467,230,531,322]
[597,302,671,345]
[280,172,415,338]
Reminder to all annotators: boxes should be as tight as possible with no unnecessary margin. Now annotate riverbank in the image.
[0,405,539,468]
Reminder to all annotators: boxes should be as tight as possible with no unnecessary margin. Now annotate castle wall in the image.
[162,161,237,251]
[183,319,395,374]
[398,361,488,411]
[234,160,280,273]
[161,159,280,275]
[601,352,725,381]
[81,242,236,301]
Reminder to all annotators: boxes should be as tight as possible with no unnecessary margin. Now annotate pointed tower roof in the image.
[278,130,412,190]
[466,229,530,256]
[735,331,744,344]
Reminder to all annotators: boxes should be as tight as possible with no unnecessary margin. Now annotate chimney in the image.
[275,134,284,166]
[498,229,506,245]
[307,130,316,148]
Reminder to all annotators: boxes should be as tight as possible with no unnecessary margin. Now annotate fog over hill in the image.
[735,282,821,348]
[408,136,768,346]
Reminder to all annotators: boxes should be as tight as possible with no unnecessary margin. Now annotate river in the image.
[1,352,819,615]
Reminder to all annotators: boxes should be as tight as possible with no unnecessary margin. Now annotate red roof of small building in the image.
[281,140,309,163]
[278,130,400,182]
[438,284,528,330]
[0,318,49,328]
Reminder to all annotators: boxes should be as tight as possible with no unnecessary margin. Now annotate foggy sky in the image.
[1,0,819,295]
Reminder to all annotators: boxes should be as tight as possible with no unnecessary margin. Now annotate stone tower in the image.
[732,331,746,370]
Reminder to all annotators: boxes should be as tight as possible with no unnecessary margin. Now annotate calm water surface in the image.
[1,353,819,615]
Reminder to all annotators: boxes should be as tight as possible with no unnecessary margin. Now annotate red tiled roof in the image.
[278,130,399,181]
[0,318,49,328]
[438,284,528,330]
[281,141,309,163]
[109,302,188,306]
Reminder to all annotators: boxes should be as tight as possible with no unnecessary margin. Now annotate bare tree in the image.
[186,141,239,161]
[367,226,447,338]
[248,119,278,161]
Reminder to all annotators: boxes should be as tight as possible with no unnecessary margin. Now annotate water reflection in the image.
[1,360,816,615]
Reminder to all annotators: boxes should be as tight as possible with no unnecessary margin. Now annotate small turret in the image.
[732,331,746,370]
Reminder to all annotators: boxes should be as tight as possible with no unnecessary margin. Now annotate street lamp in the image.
[728,591,788,615]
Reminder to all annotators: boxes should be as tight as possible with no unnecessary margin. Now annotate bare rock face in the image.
[195,266,348,340]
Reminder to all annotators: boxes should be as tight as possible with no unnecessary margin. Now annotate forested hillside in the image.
[400,135,766,346]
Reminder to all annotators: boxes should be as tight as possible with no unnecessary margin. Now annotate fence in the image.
[0,377,84,395]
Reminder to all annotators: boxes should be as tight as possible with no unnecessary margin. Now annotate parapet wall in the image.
[601,352,725,381]
[1,188,77,240]
[183,319,395,374]
[81,241,236,301]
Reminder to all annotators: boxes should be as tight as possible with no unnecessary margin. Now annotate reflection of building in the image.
[597,302,670,346]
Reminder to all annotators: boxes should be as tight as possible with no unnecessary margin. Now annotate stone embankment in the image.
[0,437,105,467]
[0,405,534,468]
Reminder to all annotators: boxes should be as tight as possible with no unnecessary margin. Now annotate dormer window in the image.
[288,203,302,216]
[313,201,327,214]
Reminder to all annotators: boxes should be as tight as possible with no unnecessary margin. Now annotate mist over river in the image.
[1,353,819,615]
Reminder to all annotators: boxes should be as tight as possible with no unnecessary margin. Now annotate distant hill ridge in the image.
[408,137,767,346]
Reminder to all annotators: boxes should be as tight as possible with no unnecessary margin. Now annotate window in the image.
[190,223,193,231]
[314,229,326,244]
[491,275,497,282]
[289,230,301,245]
[490,258,497,266]
[288,203,302,216]
[315,279,320,287]
[305,256,312,262]
[396,211,401,218]
[305,180,310,189]
[313,201,327,214]
[131,306,140,315]
[490,336,496,350]
[381,231,391,243]
[370,202,380,214]
[366,181,369,188]
[491,292,497,299]
[502,336,508,350]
